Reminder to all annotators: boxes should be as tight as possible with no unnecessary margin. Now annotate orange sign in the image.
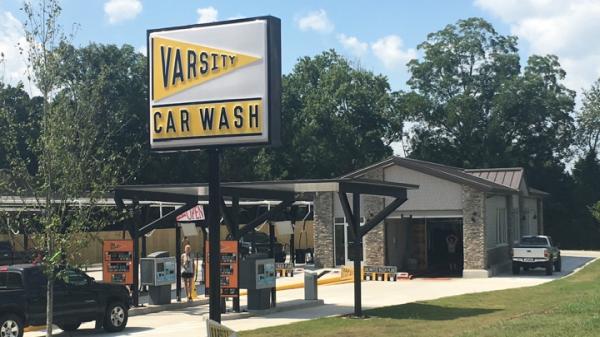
[205,240,239,297]
[102,240,134,285]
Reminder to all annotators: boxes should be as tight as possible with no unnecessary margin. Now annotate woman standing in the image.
[181,244,195,302]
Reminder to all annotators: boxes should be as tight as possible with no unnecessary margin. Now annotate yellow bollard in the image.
[191,282,198,299]
[191,260,198,299]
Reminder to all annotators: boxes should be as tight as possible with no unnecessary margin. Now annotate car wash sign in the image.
[148,16,281,150]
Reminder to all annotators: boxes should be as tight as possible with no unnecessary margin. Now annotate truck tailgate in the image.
[513,247,547,260]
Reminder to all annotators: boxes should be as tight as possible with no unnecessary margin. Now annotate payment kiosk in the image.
[240,256,276,310]
[141,251,177,304]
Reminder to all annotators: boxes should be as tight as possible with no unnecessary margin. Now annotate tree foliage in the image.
[577,78,600,155]
[592,201,600,224]
[405,18,575,169]
[255,50,399,179]
[0,1,141,335]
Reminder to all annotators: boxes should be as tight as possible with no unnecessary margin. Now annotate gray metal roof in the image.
[465,168,524,190]
[342,156,516,194]
[342,156,549,197]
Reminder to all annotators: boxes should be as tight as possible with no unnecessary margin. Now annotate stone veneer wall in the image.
[362,168,386,266]
[313,191,334,268]
[462,185,487,270]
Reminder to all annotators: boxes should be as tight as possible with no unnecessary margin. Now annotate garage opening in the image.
[385,217,463,277]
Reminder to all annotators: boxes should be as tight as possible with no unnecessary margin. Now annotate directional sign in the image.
[147,17,281,150]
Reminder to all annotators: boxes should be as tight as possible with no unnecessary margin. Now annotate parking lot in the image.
[23,250,599,337]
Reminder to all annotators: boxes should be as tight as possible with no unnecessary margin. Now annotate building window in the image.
[496,208,507,244]
[333,217,365,266]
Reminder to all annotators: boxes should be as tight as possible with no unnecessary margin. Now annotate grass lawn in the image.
[241,260,600,337]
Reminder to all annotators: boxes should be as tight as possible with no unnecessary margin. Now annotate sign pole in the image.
[353,193,362,317]
[147,16,281,323]
[208,148,221,322]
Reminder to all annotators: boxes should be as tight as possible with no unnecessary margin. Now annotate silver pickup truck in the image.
[512,235,561,275]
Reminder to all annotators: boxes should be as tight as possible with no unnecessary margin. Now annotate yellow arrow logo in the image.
[151,36,262,101]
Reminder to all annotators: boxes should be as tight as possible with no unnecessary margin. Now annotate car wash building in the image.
[313,156,547,278]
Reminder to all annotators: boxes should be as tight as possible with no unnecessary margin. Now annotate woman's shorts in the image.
[182,272,194,279]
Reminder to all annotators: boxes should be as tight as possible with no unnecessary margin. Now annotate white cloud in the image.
[197,6,218,24]
[296,9,334,33]
[104,0,142,24]
[475,0,600,92]
[475,0,568,22]
[371,35,417,70]
[337,34,368,57]
[0,12,29,87]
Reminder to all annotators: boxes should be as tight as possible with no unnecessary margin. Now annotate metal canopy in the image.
[115,178,418,202]
[113,177,418,316]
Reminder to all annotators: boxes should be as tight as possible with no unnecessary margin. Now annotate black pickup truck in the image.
[0,264,130,337]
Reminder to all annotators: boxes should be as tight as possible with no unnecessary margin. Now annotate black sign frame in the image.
[146,16,281,152]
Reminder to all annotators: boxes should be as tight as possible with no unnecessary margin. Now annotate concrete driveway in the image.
[25,250,600,337]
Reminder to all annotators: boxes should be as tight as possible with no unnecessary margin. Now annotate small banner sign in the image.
[176,205,205,222]
[206,319,237,337]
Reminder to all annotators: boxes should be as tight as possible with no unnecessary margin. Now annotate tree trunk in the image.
[46,233,54,337]
[46,277,54,337]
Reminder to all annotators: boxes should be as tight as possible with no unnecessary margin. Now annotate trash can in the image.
[304,270,318,300]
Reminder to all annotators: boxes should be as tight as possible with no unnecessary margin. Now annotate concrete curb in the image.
[129,298,325,319]
[130,298,210,317]
[221,299,325,321]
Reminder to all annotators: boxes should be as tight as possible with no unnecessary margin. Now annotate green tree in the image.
[405,17,521,167]
[592,201,600,223]
[573,79,600,248]
[255,50,400,179]
[0,83,41,175]
[571,151,600,247]
[53,42,148,184]
[405,18,575,169]
[492,55,575,168]
[577,78,600,155]
[0,1,131,335]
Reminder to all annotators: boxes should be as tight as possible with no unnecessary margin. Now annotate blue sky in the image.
[0,0,541,92]
[1,0,599,99]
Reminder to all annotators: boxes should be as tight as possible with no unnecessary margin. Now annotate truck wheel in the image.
[103,302,128,333]
[554,257,562,272]
[512,263,520,275]
[58,322,81,332]
[0,314,24,337]
[545,262,553,275]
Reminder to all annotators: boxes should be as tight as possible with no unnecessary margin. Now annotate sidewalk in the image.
[224,252,600,331]
[24,252,600,337]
